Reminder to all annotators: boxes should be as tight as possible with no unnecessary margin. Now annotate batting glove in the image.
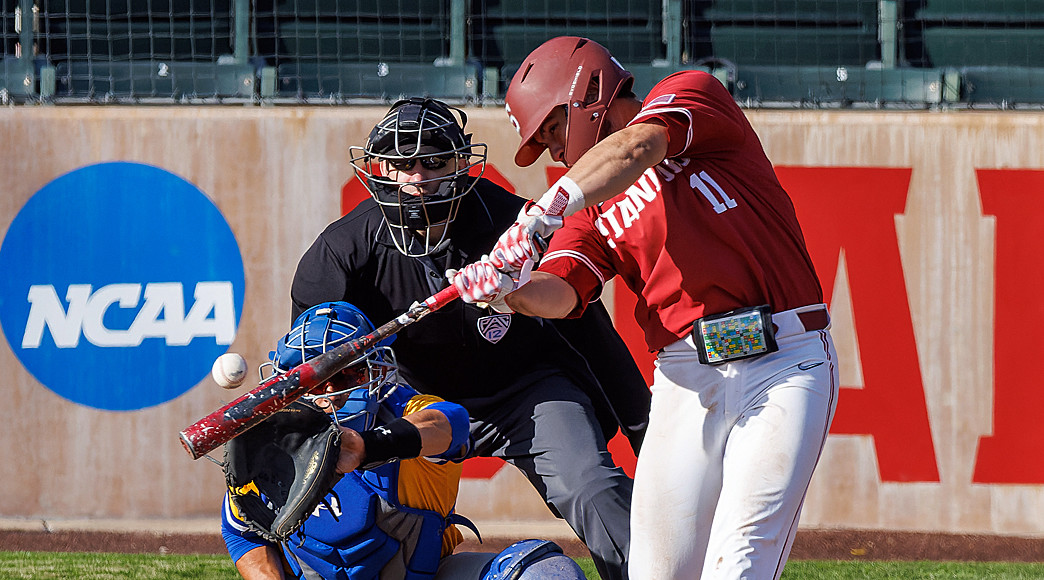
[489,176,586,273]
[448,258,533,314]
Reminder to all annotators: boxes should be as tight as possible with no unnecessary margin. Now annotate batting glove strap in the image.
[488,177,583,273]
[358,417,422,470]
[534,175,586,218]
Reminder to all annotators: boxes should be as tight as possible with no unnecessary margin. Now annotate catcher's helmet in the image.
[350,98,487,257]
[268,302,398,431]
[505,36,633,167]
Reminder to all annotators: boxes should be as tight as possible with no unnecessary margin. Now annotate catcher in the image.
[220,301,586,580]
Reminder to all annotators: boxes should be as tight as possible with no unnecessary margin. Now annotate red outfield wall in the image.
[1,107,1042,535]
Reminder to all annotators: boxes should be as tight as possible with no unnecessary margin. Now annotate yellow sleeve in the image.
[398,394,466,557]
[402,393,448,416]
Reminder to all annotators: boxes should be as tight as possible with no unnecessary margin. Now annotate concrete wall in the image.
[2,107,1043,536]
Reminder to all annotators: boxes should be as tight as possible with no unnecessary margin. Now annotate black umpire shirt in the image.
[290,178,649,448]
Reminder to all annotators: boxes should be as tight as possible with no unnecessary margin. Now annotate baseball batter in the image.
[450,37,839,579]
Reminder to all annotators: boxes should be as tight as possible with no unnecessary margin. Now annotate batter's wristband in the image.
[359,417,423,466]
[537,175,586,217]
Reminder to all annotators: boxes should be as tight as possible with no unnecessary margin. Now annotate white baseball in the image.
[212,352,248,389]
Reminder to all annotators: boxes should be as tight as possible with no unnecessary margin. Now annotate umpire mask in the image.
[350,98,487,257]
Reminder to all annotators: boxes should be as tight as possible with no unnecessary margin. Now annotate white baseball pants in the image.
[629,307,838,580]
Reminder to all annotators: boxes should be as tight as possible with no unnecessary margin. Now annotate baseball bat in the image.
[179,285,461,460]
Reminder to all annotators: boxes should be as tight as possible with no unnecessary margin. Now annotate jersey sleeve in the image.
[628,70,748,159]
[290,234,350,323]
[220,491,271,563]
[536,211,618,317]
[289,210,376,323]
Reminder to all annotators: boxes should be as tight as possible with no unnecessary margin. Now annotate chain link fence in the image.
[2,0,1044,107]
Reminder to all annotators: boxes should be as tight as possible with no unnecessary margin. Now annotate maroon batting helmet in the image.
[505,36,634,167]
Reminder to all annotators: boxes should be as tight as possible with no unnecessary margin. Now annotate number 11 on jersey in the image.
[692,170,738,214]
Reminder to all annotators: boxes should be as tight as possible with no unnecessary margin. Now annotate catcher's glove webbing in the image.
[224,401,343,543]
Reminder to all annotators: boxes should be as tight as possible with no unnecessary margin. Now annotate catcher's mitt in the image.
[224,401,343,543]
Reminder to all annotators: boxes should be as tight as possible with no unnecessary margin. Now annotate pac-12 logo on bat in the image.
[0,162,245,411]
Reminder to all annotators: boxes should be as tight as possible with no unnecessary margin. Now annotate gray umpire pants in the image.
[466,372,633,580]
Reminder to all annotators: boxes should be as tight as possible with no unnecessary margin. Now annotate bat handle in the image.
[424,284,460,311]
[533,233,549,256]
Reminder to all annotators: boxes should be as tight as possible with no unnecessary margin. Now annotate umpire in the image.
[288,98,648,580]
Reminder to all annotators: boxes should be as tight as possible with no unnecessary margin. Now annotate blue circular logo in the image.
[0,162,245,410]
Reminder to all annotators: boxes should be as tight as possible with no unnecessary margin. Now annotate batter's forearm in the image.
[557,122,669,209]
[505,272,579,319]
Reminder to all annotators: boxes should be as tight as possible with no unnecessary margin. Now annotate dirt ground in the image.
[3,528,1044,562]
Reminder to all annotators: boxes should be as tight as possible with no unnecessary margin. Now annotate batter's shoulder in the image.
[649,69,737,109]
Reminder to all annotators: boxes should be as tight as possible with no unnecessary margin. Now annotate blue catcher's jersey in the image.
[221,384,472,580]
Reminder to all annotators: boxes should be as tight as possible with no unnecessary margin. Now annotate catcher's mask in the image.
[349,97,487,257]
[505,36,633,167]
[264,301,399,432]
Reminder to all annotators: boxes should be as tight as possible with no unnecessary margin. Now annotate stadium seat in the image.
[483,24,663,70]
[0,55,35,98]
[916,0,1044,68]
[923,29,1044,69]
[275,0,443,17]
[276,21,446,63]
[704,0,878,25]
[480,0,653,21]
[40,0,232,19]
[916,0,1044,23]
[471,0,665,82]
[274,60,479,102]
[710,27,878,68]
[56,20,234,61]
[54,60,253,100]
[732,66,948,106]
[959,66,1044,105]
[702,0,880,67]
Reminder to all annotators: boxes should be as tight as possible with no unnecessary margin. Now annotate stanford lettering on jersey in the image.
[594,160,690,248]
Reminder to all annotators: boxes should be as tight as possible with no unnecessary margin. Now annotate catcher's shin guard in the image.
[482,539,587,580]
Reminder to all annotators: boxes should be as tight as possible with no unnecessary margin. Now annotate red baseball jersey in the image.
[539,70,823,352]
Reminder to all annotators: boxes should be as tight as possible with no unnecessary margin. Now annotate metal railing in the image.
[2,0,1043,108]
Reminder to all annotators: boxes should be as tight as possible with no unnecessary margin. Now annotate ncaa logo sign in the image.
[0,162,245,411]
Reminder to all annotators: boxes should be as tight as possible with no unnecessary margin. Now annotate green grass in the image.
[4,552,1044,579]
[782,560,1044,579]
[0,551,241,579]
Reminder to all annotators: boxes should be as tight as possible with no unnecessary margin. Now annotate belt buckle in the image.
[692,305,779,365]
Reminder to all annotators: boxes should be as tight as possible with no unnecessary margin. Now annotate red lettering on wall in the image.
[974,169,1044,483]
[778,167,939,482]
